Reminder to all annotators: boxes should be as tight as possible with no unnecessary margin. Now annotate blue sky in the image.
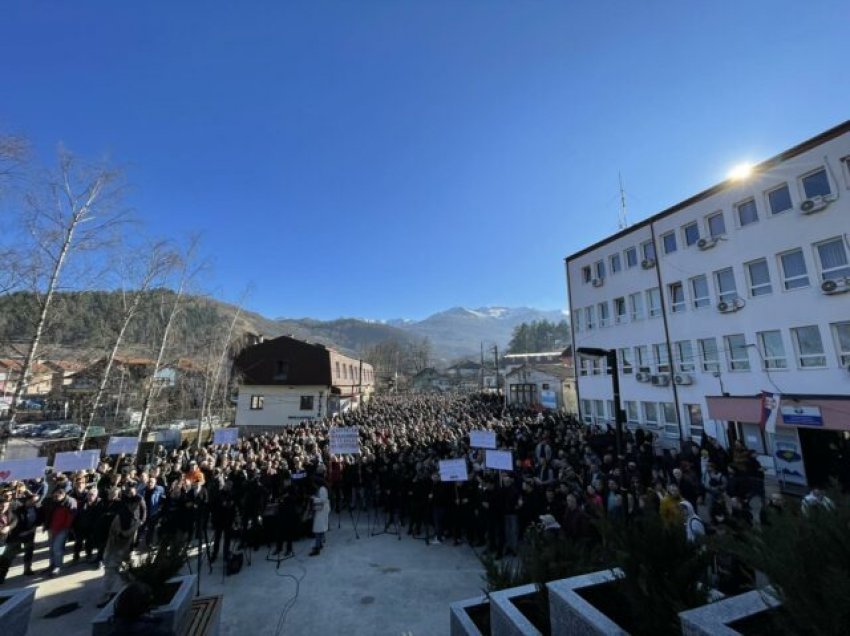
[1,1,848,320]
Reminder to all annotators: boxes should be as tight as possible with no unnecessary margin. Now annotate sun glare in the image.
[728,162,754,180]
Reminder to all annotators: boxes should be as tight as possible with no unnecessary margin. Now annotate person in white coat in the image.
[309,465,330,557]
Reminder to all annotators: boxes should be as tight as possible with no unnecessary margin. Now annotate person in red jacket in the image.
[43,485,77,576]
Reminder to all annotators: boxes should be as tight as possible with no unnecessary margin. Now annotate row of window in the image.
[574,235,850,331]
[249,395,315,411]
[580,398,704,440]
[577,322,850,377]
[580,163,847,284]
[334,361,373,383]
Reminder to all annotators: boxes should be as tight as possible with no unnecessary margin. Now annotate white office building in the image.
[566,121,850,490]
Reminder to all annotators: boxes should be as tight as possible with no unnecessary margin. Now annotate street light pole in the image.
[577,347,625,464]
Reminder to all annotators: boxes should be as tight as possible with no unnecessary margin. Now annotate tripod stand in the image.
[184,522,213,596]
[337,503,362,539]
[369,502,401,539]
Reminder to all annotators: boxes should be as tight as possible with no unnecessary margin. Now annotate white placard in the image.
[485,449,513,471]
[439,459,469,482]
[54,450,100,473]
[0,457,48,483]
[213,428,239,445]
[470,430,496,449]
[106,436,139,456]
[329,426,361,455]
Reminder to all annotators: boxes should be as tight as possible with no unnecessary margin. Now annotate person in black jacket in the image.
[274,475,298,557]
[210,480,237,564]
[73,488,102,563]
[8,492,41,576]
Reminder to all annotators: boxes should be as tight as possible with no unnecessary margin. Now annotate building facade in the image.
[566,121,850,489]
[506,364,577,413]
[234,335,375,427]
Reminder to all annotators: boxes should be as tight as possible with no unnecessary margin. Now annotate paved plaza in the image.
[6,510,485,636]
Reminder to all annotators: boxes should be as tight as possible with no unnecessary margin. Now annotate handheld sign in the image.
[213,428,239,445]
[329,427,360,455]
[0,457,48,483]
[470,430,496,449]
[106,436,139,456]
[54,450,100,473]
[485,449,513,471]
[439,459,469,482]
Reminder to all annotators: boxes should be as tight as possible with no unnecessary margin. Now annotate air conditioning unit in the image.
[591,277,604,288]
[717,296,744,313]
[635,372,652,383]
[641,258,656,269]
[697,237,718,251]
[800,195,834,214]
[673,373,693,385]
[821,278,850,295]
[651,373,670,386]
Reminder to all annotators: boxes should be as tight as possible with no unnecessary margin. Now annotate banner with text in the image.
[54,450,101,473]
[439,458,469,482]
[485,449,513,471]
[106,436,139,456]
[0,457,48,483]
[470,430,497,449]
[329,427,361,455]
[213,428,239,445]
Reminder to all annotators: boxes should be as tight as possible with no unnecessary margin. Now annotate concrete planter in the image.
[679,589,781,636]
[0,586,36,636]
[547,569,628,636]
[489,583,545,636]
[92,574,197,636]
[450,595,490,636]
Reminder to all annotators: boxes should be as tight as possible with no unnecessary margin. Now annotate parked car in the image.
[11,423,38,437]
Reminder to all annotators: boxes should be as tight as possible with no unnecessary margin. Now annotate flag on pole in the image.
[759,391,780,434]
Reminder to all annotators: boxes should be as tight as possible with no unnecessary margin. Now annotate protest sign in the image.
[213,428,239,445]
[54,450,100,473]
[439,458,469,482]
[329,427,360,455]
[0,457,48,483]
[105,436,139,456]
[485,449,513,471]
[469,430,496,449]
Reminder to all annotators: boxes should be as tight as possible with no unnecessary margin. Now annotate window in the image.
[698,338,720,372]
[610,253,622,274]
[641,240,656,262]
[250,395,264,410]
[625,401,640,427]
[581,399,592,424]
[661,402,678,438]
[831,322,850,366]
[674,340,695,372]
[683,222,700,247]
[579,358,590,377]
[684,404,704,440]
[629,292,644,321]
[625,247,638,268]
[585,306,596,330]
[511,384,538,405]
[801,168,831,199]
[574,310,583,333]
[335,361,341,378]
[767,183,793,215]
[815,238,850,281]
[300,395,314,411]
[725,334,751,371]
[642,401,659,427]
[594,260,606,280]
[669,282,685,313]
[343,364,348,379]
[350,365,355,380]
[593,399,605,423]
[791,326,827,368]
[745,259,772,297]
[780,249,809,289]
[274,360,289,381]
[598,301,610,327]
[653,343,671,373]
[757,330,787,369]
[614,297,627,324]
[707,212,726,238]
[661,232,677,254]
[636,345,651,374]
[618,347,633,374]
[591,357,603,376]
[736,198,758,226]
[714,267,738,303]
[646,287,662,318]
[690,275,710,309]
[582,265,592,283]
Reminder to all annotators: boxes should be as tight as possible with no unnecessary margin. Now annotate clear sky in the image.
[1,1,848,320]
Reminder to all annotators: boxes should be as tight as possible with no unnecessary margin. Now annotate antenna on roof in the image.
[618,172,629,230]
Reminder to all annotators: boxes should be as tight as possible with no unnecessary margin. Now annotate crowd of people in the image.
[0,393,840,611]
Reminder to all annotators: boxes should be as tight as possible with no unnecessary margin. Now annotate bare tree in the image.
[1,150,123,457]
[78,241,178,449]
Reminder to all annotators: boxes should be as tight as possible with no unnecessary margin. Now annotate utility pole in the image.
[618,172,629,230]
